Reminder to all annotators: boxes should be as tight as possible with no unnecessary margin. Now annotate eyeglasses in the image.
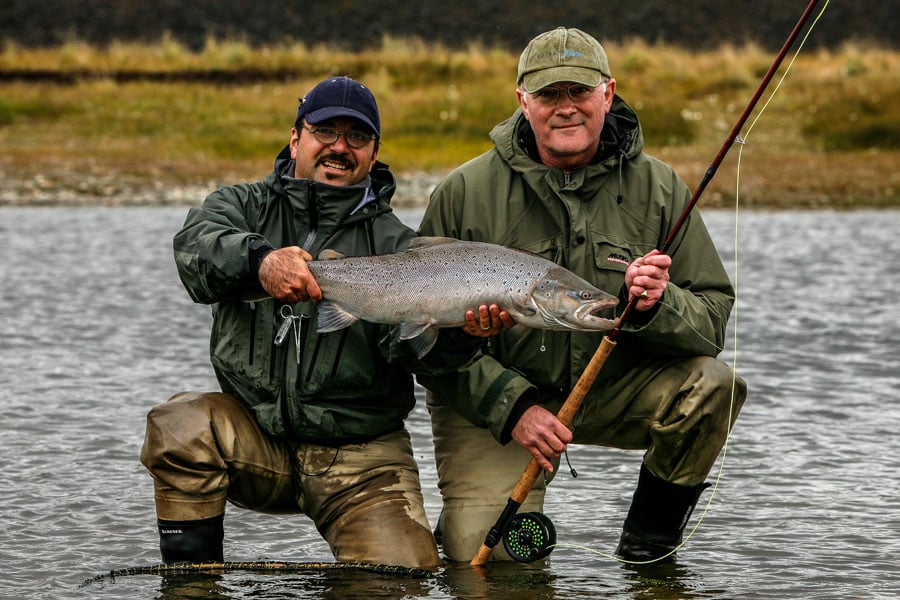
[526,83,603,105]
[302,125,376,148]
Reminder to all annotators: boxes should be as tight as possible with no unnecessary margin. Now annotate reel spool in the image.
[502,512,557,562]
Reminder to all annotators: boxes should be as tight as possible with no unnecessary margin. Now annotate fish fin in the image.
[317,249,347,261]
[399,321,440,358]
[512,298,538,317]
[316,300,359,332]
[407,236,460,250]
[407,327,440,359]
[399,321,433,340]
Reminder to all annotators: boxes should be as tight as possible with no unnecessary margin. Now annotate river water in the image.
[1,206,898,600]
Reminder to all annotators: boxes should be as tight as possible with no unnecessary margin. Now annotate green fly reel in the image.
[502,512,557,562]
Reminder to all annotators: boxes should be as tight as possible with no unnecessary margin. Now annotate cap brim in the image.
[304,107,379,135]
[521,66,604,92]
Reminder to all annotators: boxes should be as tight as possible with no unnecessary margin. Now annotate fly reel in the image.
[502,512,557,562]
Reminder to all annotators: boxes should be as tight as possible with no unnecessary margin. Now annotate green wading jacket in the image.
[174,146,474,444]
[417,97,735,442]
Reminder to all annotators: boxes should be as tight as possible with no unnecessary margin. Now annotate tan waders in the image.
[141,391,441,568]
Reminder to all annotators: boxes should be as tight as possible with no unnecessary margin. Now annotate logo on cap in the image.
[517,27,611,93]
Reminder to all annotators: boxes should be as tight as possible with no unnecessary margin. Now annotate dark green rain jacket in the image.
[174,146,472,444]
[418,97,735,442]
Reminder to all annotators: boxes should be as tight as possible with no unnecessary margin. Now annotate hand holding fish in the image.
[462,304,515,337]
[258,246,323,303]
[511,405,573,473]
[626,249,671,310]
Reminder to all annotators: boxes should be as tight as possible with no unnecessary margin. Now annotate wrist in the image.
[248,238,275,277]
[500,388,539,444]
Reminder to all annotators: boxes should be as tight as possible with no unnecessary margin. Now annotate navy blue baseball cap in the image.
[295,77,380,136]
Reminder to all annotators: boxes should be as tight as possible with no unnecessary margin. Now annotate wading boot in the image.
[157,514,224,564]
[615,464,710,562]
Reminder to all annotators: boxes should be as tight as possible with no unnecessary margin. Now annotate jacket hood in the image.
[490,94,644,171]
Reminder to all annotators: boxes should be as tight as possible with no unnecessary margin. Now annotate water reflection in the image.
[437,562,558,599]
[619,561,709,599]
[157,574,228,600]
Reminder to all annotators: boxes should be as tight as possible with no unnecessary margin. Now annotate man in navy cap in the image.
[141,77,472,568]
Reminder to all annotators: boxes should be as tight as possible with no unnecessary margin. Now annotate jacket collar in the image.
[492,94,644,170]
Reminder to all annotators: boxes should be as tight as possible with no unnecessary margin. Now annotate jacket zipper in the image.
[269,303,281,382]
[301,182,318,251]
[281,310,309,439]
[247,301,256,366]
[329,330,350,380]
[280,384,298,439]
[306,215,377,384]
[282,183,318,438]
[293,313,311,385]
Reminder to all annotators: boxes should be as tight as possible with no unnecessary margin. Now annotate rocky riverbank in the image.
[2,161,897,209]
[0,170,447,208]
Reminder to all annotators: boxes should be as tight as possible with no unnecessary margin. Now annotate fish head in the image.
[528,267,619,331]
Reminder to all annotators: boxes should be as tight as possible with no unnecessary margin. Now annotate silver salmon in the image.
[305,236,619,358]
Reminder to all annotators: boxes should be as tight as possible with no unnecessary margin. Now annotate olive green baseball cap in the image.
[517,27,611,92]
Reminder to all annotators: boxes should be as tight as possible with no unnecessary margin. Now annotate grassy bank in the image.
[0,37,897,208]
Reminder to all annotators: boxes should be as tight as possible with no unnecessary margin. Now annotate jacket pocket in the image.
[592,241,634,274]
[515,236,564,263]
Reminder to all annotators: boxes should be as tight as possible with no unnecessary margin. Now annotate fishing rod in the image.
[80,561,432,587]
[470,0,824,566]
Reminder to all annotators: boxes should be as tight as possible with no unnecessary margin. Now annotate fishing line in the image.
[539,0,832,566]
[605,0,832,566]
[652,299,725,353]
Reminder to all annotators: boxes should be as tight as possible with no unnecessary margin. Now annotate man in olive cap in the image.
[419,27,746,563]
